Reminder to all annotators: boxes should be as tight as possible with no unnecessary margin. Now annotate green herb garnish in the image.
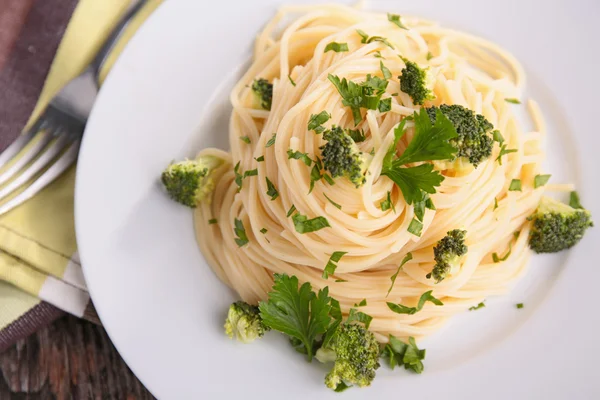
[234,218,249,247]
[322,251,347,279]
[386,290,443,315]
[292,213,331,234]
[266,177,279,200]
[387,253,413,296]
[534,174,551,188]
[508,179,522,191]
[324,42,349,53]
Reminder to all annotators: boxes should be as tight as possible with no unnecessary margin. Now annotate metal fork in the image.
[0,0,148,216]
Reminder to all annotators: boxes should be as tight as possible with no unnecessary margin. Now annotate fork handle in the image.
[89,0,149,83]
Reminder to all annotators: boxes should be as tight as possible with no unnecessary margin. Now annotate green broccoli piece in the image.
[315,323,380,391]
[161,155,225,208]
[427,229,468,283]
[252,78,273,110]
[399,60,435,105]
[224,301,269,343]
[528,196,593,253]
[426,104,495,169]
[320,126,369,188]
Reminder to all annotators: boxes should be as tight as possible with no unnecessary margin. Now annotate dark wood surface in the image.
[0,315,155,400]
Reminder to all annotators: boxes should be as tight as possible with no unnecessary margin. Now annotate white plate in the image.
[75,0,600,398]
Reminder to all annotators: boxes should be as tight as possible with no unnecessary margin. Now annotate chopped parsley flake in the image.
[265,133,276,148]
[387,253,412,296]
[208,218,218,225]
[292,213,331,234]
[323,193,342,210]
[469,302,485,311]
[505,98,521,104]
[266,177,279,200]
[534,174,551,188]
[324,42,349,53]
[387,290,443,314]
[234,218,249,247]
[356,29,395,49]
[387,13,408,30]
[240,136,251,144]
[287,149,313,166]
[407,218,423,236]
[508,179,522,191]
[322,251,347,279]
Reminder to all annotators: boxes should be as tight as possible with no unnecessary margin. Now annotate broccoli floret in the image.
[320,126,369,187]
[528,196,593,253]
[161,155,224,207]
[252,78,273,110]
[315,323,380,391]
[426,104,495,169]
[224,301,269,343]
[399,60,435,105]
[427,229,468,283]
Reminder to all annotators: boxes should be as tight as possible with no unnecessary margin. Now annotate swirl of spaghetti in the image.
[194,3,546,341]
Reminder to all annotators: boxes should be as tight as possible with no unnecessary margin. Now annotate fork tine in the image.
[0,135,72,202]
[0,140,80,216]
[0,115,46,167]
[0,132,53,186]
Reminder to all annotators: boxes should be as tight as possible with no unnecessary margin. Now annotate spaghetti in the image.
[193,4,547,342]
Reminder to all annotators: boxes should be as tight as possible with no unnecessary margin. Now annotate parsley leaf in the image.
[324,193,342,210]
[354,299,367,307]
[407,218,423,236]
[494,197,499,210]
[328,74,389,125]
[426,51,433,61]
[516,303,524,309]
[469,302,485,311]
[378,98,392,112]
[508,179,522,191]
[292,213,331,234]
[234,218,249,247]
[492,243,512,262]
[266,133,276,147]
[322,251,347,279]
[380,191,395,212]
[569,191,583,209]
[397,108,458,165]
[387,253,412,296]
[260,228,268,234]
[496,144,517,165]
[380,109,457,205]
[347,128,366,143]
[505,98,521,104]
[308,111,331,133]
[386,290,443,314]
[534,174,551,188]
[288,75,296,86]
[258,274,332,361]
[266,177,279,200]
[243,168,258,178]
[255,155,264,162]
[324,42,349,53]
[387,13,408,29]
[347,308,373,329]
[208,218,218,225]
[234,162,243,189]
[286,204,296,218]
[356,29,395,49]
[384,164,445,205]
[287,149,313,166]
[384,335,425,373]
[240,136,251,144]
[380,61,392,79]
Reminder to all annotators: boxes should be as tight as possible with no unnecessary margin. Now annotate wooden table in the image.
[0,316,155,399]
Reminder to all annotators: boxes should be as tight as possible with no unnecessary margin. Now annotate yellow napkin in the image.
[0,0,163,330]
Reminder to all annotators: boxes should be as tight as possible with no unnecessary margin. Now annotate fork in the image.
[0,0,148,216]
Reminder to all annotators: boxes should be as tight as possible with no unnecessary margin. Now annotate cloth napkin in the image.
[0,0,162,352]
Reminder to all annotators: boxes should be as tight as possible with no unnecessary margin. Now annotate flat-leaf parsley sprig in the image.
[381,108,458,205]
